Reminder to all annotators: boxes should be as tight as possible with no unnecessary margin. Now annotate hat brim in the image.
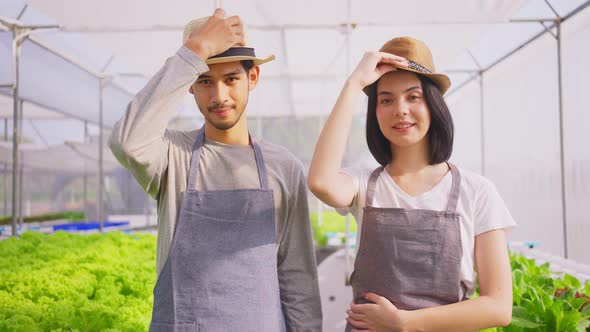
[205,54,275,66]
[363,66,451,95]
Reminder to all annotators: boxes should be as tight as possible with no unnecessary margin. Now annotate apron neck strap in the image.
[446,162,461,213]
[365,163,461,212]
[186,126,270,191]
[365,166,384,207]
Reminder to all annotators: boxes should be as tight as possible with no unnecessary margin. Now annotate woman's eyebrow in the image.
[403,86,421,93]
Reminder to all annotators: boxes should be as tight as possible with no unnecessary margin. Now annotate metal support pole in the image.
[83,120,88,220]
[18,100,23,230]
[3,118,7,215]
[464,51,486,176]
[11,28,21,237]
[18,163,23,229]
[8,25,56,236]
[555,22,568,258]
[479,73,485,176]
[98,79,105,231]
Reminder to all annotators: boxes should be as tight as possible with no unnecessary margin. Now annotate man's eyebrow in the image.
[223,70,244,77]
[197,70,244,79]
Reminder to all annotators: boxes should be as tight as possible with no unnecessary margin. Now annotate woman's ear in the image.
[189,84,194,95]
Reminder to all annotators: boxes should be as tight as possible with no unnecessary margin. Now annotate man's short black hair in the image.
[241,60,255,72]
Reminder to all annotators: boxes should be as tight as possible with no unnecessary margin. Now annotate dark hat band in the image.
[209,47,256,59]
[407,60,432,74]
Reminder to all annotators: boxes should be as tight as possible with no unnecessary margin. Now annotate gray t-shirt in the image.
[109,46,322,331]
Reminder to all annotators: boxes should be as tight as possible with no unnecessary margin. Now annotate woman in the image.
[308,37,516,331]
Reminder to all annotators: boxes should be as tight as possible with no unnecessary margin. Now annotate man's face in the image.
[190,61,259,130]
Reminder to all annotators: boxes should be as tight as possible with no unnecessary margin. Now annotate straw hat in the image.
[183,16,275,66]
[364,36,451,95]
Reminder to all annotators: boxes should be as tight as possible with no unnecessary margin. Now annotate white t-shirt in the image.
[336,165,517,296]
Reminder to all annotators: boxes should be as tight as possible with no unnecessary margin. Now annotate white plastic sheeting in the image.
[0,0,588,264]
[2,0,527,119]
[0,141,119,173]
[561,6,590,264]
[445,4,590,263]
[447,79,482,173]
[484,34,563,256]
[0,94,65,119]
[0,38,135,129]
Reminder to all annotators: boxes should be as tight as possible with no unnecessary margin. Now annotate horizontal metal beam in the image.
[59,19,516,34]
[0,16,60,30]
[509,18,557,23]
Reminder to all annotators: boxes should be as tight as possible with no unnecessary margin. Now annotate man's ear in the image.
[189,84,194,95]
[248,66,260,91]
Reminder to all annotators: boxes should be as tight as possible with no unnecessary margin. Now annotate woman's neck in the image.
[388,141,431,175]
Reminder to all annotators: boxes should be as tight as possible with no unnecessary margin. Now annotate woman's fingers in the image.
[375,63,398,77]
[346,309,366,320]
[350,302,374,313]
[376,51,407,63]
[346,317,370,329]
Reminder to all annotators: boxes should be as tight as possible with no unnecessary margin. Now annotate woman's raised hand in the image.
[348,51,409,90]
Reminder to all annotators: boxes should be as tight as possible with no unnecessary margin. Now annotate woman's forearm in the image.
[403,295,512,332]
[308,80,362,205]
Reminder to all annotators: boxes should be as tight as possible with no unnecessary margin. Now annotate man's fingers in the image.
[234,38,246,47]
[213,8,225,18]
[226,15,242,27]
[232,34,245,46]
[230,25,243,35]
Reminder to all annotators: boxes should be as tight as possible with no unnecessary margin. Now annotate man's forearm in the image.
[108,47,208,196]
[109,46,208,158]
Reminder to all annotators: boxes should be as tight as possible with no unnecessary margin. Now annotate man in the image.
[109,9,322,331]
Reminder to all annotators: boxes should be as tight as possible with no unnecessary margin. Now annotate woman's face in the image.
[375,70,431,149]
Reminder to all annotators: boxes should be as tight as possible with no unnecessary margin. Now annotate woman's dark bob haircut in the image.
[366,74,454,166]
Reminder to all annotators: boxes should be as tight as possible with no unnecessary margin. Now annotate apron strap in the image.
[186,126,270,191]
[252,138,270,189]
[186,128,206,192]
[365,166,384,207]
[446,162,461,213]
